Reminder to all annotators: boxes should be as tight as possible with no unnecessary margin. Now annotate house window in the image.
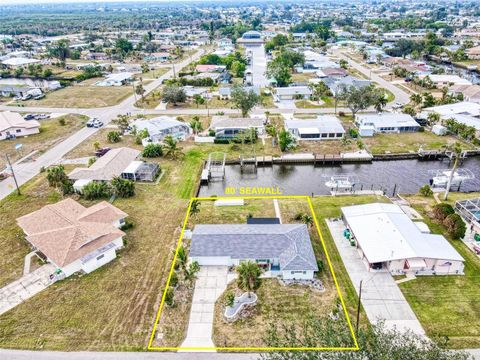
[290,271,306,274]
[16,129,21,133]
[97,254,105,261]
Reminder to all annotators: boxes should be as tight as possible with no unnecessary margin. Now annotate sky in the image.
[0,0,196,3]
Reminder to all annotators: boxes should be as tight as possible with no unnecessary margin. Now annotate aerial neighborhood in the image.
[1,0,480,359]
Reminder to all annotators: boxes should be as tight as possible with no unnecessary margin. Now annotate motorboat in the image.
[429,169,474,188]
[325,175,355,189]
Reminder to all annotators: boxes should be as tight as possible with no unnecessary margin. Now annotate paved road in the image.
[326,220,425,336]
[246,45,268,87]
[332,48,410,105]
[0,49,205,201]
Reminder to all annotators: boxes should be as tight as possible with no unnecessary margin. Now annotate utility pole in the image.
[5,153,21,195]
[355,280,363,335]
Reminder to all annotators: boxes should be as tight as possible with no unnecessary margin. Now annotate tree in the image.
[189,116,203,135]
[339,85,380,117]
[107,131,121,143]
[42,68,53,78]
[47,39,70,61]
[111,177,135,198]
[112,114,130,133]
[141,63,149,73]
[93,141,101,151]
[162,85,186,106]
[163,135,183,159]
[419,184,433,197]
[230,84,261,117]
[309,82,331,103]
[372,90,388,112]
[193,94,205,108]
[230,60,246,77]
[46,165,73,195]
[278,129,294,152]
[190,199,201,217]
[443,142,463,201]
[432,203,455,222]
[115,38,133,58]
[135,83,145,101]
[427,112,440,125]
[82,182,112,200]
[176,245,188,270]
[164,287,175,307]
[444,214,466,239]
[266,58,291,87]
[301,214,314,227]
[184,261,200,288]
[261,317,470,360]
[339,59,348,69]
[142,143,163,157]
[410,93,422,106]
[236,261,262,298]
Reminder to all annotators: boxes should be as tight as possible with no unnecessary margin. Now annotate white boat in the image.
[429,169,474,188]
[467,65,478,71]
[325,175,355,189]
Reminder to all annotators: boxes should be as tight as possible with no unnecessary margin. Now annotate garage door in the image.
[191,256,231,266]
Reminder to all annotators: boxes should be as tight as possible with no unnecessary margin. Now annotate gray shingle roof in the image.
[190,224,318,271]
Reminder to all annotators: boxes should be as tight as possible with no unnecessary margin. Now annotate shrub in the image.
[317,260,324,273]
[58,118,66,126]
[443,213,466,239]
[348,128,358,138]
[432,203,455,222]
[419,184,433,197]
[170,272,179,288]
[107,131,121,143]
[120,219,134,231]
[81,181,112,200]
[338,111,346,117]
[111,176,135,198]
[164,287,175,307]
[142,143,163,157]
[224,291,235,307]
[208,129,216,137]
[88,157,96,166]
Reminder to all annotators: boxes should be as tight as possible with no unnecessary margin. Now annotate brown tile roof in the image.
[16,198,127,267]
[68,147,140,181]
[0,111,40,133]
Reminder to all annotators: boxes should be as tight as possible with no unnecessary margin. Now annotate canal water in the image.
[198,158,480,197]
[429,61,480,85]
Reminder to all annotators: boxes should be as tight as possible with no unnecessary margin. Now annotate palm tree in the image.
[189,200,200,217]
[301,214,314,227]
[410,93,422,107]
[443,142,463,201]
[176,245,188,270]
[236,261,262,298]
[184,261,200,288]
[189,117,203,135]
[163,135,183,160]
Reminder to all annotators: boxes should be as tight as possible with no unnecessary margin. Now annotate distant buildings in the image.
[273,86,312,101]
[424,102,480,137]
[210,116,265,139]
[237,31,264,46]
[95,72,134,87]
[0,111,40,141]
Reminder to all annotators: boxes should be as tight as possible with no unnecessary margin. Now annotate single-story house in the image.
[342,203,465,275]
[190,223,318,280]
[218,85,260,100]
[418,74,472,87]
[424,102,480,136]
[1,57,40,69]
[144,52,171,62]
[195,64,227,73]
[236,31,264,45]
[285,116,345,140]
[210,116,265,139]
[449,85,480,104]
[133,116,192,143]
[95,72,134,87]
[322,76,372,96]
[217,38,233,48]
[274,86,312,101]
[121,161,160,182]
[455,198,480,237]
[467,45,480,60]
[68,147,141,191]
[355,113,420,136]
[0,111,40,141]
[17,198,127,277]
[316,67,348,78]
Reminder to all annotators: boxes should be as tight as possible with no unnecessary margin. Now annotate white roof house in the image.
[419,74,472,86]
[95,72,134,87]
[424,102,480,135]
[133,116,192,143]
[355,113,420,136]
[342,203,464,275]
[274,86,312,101]
[1,57,40,68]
[285,116,345,140]
[0,111,40,141]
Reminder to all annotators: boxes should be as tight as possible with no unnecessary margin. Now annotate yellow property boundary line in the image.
[147,195,360,351]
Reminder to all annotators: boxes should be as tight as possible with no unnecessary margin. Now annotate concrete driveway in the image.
[326,219,425,336]
[180,266,232,351]
[0,264,55,316]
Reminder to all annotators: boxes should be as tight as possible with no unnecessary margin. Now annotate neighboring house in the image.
[285,116,346,140]
[133,116,192,143]
[68,147,141,191]
[418,74,472,87]
[467,45,480,60]
[16,198,128,277]
[218,85,260,100]
[1,57,40,69]
[210,116,265,139]
[0,111,40,141]
[342,203,465,275]
[217,38,233,48]
[95,72,134,87]
[190,223,319,280]
[449,84,480,104]
[195,64,227,73]
[322,76,371,96]
[273,86,312,101]
[85,52,108,61]
[424,102,480,137]
[236,30,264,45]
[316,67,348,78]
[121,161,160,182]
[355,113,420,137]
[0,85,36,98]
[143,52,171,62]
[455,198,480,238]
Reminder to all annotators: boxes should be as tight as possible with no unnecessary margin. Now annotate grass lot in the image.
[291,72,316,83]
[295,96,338,109]
[363,132,473,154]
[141,68,169,80]
[0,114,87,169]
[397,192,480,349]
[24,85,133,108]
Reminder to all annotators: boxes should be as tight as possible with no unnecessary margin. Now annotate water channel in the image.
[198,158,480,197]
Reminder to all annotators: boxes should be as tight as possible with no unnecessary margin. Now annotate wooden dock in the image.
[314,154,343,165]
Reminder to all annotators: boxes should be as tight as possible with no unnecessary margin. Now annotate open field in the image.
[141,68,169,80]
[0,114,87,169]
[398,192,480,349]
[24,85,133,108]
[363,132,474,154]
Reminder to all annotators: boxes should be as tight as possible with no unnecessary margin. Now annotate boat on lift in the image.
[325,175,355,189]
[429,169,475,188]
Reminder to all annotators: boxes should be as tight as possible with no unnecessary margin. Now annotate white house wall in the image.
[282,270,314,280]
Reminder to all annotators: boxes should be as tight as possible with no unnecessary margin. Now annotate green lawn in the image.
[397,194,480,349]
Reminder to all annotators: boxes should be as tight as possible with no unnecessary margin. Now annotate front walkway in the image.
[0,263,55,316]
[180,266,232,351]
[326,219,426,337]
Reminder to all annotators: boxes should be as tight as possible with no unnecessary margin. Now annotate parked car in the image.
[36,113,50,119]
[24,114,36,120]
[93,120,104,128]
[86,119,95,127]
[20,94,32,101]
[95,147,111,157]
[33,94,45,100]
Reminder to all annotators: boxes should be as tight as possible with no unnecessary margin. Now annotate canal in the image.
[198,158,480,196]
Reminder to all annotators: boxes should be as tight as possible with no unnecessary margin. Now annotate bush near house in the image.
[432,203,455,221]
[142,143,163,157]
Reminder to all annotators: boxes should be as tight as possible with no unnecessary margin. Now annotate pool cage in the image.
[455,198,480,225]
